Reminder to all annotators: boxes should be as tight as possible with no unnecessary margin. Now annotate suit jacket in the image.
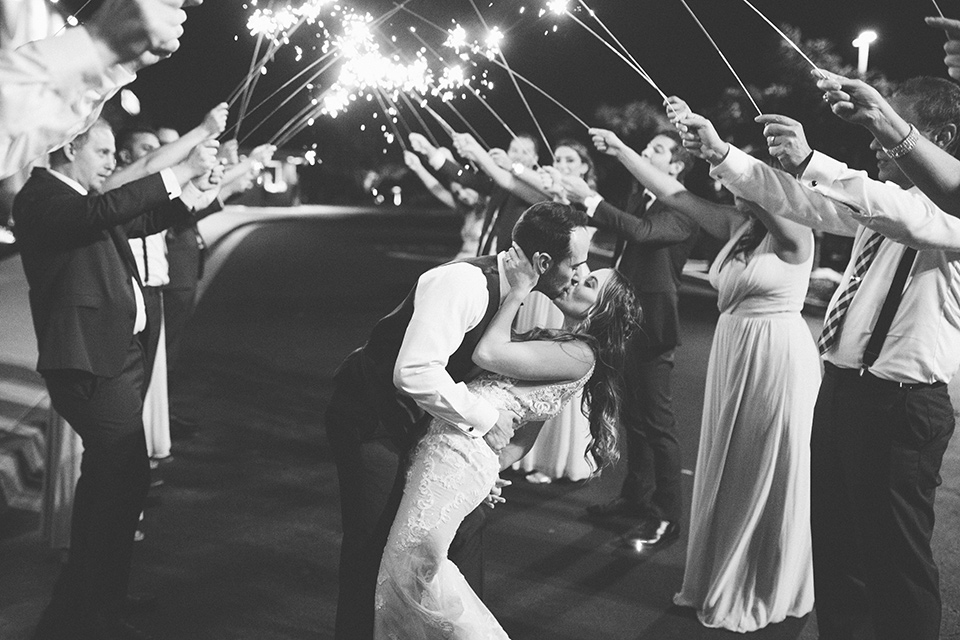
[592,193,699,355]
[13,167,191,376]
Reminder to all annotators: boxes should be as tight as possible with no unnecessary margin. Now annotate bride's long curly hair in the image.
[519,271,642,473]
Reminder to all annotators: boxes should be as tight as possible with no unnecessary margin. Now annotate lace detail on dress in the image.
[374,364,594,639]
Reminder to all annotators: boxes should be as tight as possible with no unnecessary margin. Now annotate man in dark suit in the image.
[566,129,699,550]
[15,119,216,640]
[326,201,591,640]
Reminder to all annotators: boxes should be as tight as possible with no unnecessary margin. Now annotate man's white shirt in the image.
[394,254,510,437]
[710,145,960,384]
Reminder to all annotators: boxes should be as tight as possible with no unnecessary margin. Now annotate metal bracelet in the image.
[882,124,920,159]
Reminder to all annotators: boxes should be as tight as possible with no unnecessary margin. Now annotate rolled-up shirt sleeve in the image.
[0,27,134,179]
[393,262,500,437]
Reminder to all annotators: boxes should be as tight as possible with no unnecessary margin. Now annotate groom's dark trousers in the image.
[326,256,500,640]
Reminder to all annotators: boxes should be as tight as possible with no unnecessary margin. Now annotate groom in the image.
[326,201,591,640]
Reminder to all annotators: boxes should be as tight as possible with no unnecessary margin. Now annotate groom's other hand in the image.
[484,409,520,452]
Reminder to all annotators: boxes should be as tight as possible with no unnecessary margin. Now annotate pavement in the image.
[0,205,957,639]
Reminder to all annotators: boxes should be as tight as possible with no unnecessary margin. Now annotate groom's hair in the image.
[512,201,587,262]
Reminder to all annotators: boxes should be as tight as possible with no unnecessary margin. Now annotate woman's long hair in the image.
[518,271,642,473]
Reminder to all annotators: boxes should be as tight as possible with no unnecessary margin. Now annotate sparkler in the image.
[405,24,513,141]
[467,0,554,161]
[678,0,762,116]
[931,0,947,18]
[735,0,824,76]
[542,1,677,117]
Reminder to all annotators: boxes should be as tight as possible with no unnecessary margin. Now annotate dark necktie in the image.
[612,189,652,269]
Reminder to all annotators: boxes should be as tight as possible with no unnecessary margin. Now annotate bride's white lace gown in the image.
[374,366,593,640]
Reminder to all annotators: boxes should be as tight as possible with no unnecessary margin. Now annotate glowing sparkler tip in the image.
[546,0,568,16]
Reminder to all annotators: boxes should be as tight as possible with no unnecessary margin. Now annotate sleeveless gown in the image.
[375,364,593,639]
[672,224,819,631]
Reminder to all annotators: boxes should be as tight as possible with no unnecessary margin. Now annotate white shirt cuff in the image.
[457,402,500,437]
[159,168,182,199]
[799,151,848,189]
[178,180,209,211]
[583,194,603,217]
[709,145,753,183]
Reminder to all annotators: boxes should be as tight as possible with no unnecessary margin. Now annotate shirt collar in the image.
[47,168,88,195]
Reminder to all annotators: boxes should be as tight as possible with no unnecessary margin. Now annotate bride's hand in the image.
[503,244,538,296]
[483,477,511,509]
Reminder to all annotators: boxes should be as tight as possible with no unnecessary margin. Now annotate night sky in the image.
[119,0,955,157]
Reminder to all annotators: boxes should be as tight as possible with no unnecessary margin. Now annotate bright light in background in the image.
[120,89,141,116]
[852,30,878,75]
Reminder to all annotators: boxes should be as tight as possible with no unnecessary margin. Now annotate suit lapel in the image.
[108,226,144,288]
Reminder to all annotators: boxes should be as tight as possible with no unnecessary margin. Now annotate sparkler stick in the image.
[382,90,416,143]
[396,91,441,148]
[483,56,590,129]
[467,0,554,162]
[571,1,654,86]
[444,100,491,149]
[405,25,514,141]
[931,0,947,18]
[678,0,762,115]
[54,0,94,34]
[229,49,340,141]
[238,54,342,145]
[373,89,409,152]
[234,30,268,136]
[423,103,457,138]
[736,0,823,75]
[269,103,315,147]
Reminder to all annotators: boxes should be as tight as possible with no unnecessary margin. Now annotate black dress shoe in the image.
[620,518,680,551]
[585,497,647,519]
[124,593,158,613]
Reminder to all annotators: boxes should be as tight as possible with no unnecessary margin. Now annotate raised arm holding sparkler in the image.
[104,103,229,191]
[816,68,960,218]
[454,132,547,205]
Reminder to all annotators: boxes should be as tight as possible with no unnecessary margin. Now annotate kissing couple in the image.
[326,201,643,639]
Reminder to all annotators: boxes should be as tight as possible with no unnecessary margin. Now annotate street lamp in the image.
[852,30,878,76]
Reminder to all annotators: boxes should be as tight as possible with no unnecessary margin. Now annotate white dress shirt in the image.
[0,27,135,179]
[394,254,510,437]
[130,233,170,287]
[711,146,960,384]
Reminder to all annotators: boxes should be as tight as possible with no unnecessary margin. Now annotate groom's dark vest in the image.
[333,256,500,446]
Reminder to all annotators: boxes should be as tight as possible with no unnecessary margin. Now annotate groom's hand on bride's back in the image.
[484,409,521,452]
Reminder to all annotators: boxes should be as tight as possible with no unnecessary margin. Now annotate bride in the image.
[375,244,642,639]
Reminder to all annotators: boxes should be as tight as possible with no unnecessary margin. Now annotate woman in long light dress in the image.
[374,248,641,640]
[513,140,599,482]
[673,217,818,631]
[590,113,818,631]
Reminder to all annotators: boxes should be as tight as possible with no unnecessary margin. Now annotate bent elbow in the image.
[472,345,493,371]
[392,364,411,393]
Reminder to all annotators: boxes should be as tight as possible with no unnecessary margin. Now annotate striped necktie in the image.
[817,231,884,355]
